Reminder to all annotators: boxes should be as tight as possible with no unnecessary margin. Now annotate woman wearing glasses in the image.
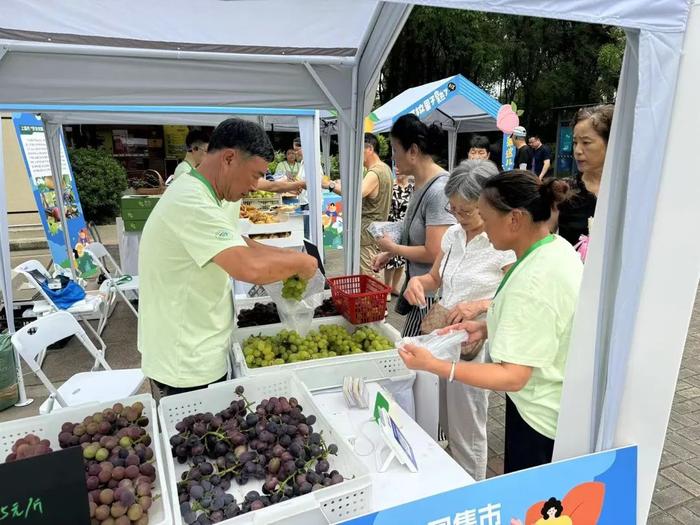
[402,159,515,480]
[400,170,583,473]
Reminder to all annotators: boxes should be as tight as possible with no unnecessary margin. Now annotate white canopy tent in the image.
[366,73,507,170]
[1,1,699,521]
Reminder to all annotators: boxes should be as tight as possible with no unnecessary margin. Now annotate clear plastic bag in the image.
[263,269,326,334]
[368,221,403,243]
[397,329,469,362]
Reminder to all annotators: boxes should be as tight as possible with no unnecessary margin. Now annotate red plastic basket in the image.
[327,275,391,324]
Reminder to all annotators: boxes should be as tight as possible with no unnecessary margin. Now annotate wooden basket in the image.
[131,169,165,195]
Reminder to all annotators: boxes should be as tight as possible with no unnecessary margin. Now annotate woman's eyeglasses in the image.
[444,204,479,218]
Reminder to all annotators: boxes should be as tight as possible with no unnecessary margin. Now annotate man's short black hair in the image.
[292,137,302,148]
[185,129,210,150]
[469,135,490,150]
[208,118,274,161]
[364,133,380,154]
[530,133,541,140]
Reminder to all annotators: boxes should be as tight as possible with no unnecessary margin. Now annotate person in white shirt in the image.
[403,159,516,480]
[171,129,210,183]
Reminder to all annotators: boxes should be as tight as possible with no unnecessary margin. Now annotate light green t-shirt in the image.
[172,160,193,180]
[487,235,583,439]
[138,171,246,387]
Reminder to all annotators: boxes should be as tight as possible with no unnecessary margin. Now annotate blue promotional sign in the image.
[502,135,516,171]
[393,79,460,123]
[12,114,96,276]
[342,446,637,525]
[557,125,574,175]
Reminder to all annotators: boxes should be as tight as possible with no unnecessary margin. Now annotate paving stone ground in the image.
[2,244,698,523]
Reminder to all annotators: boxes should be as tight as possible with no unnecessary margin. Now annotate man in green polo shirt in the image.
[138,118,317,396]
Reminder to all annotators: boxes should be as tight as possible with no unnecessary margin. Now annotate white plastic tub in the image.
[0,394,172,525]
[230,317,402,382]
[158,373,372,525]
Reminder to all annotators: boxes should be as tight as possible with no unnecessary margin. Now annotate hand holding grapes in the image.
[298,254,318,281]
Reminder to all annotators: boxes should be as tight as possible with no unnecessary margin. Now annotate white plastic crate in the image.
[0,394,172,525]
[158,373,372,525]
[230,317,402,381]
[234,290,336,328]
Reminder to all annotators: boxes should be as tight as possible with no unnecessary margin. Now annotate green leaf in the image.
[510,101,518,112]
[517,110,524,116]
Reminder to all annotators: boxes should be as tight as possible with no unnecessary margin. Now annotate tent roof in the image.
[0,0,375,56]
[0,0,397,113]
[368,74,502,133]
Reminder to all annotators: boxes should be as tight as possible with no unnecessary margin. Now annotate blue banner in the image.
[502,135,516,171]
[12,113,97,276]
[393,79,460,124]
[342,446,636,525]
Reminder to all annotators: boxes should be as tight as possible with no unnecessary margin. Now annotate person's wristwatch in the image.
[328,181,336,192]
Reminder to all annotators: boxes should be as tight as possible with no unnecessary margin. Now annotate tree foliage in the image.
[69,148,128,224]
[381,8,625,141]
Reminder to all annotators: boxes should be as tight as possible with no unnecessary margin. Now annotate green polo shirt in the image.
[138,170,245,387]
[487,235,583,439]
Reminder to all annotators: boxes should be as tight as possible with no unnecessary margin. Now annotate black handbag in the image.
[394,174,447,316]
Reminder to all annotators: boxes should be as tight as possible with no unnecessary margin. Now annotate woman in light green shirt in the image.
[399,170,583,474]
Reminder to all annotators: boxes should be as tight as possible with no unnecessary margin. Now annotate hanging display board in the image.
[11,113,96,276]
[341,446,637,525]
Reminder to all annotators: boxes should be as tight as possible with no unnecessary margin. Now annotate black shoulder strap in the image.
[400,174,446,246]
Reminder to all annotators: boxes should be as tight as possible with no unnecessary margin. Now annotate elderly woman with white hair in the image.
[403,159,515,480]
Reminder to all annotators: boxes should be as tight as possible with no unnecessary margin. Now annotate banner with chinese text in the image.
[342,446,636,525]
[12,113,97,276]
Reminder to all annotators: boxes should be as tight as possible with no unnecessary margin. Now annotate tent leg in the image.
[0,114,31,406]
[14,346,34,407]
[42,116,77,279]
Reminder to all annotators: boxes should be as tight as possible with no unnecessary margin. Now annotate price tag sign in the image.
[0,446,90,525]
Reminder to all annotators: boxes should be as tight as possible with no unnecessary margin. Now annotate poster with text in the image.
[342,446,637,525]
[12,113,97,276]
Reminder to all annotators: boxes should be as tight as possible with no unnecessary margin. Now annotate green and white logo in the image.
[215,229,233,240]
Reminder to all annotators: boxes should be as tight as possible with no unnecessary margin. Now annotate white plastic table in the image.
[312,382,474,517]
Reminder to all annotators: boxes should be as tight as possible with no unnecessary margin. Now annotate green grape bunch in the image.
[242,325,394,368]
[281,276,308,301]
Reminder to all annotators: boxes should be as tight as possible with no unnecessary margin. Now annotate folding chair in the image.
[11,311,145,414]
[84,242,139,318]
[13,259,108,365]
